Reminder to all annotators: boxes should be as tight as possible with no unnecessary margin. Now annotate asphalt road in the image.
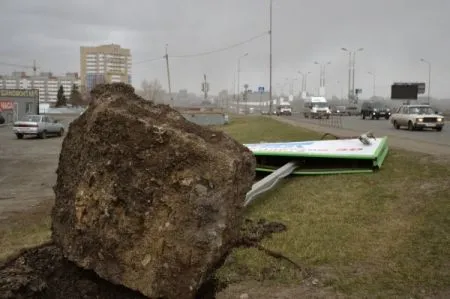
[286,114,450,147]
[0,114,78,220]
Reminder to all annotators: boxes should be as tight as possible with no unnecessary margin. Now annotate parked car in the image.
[390,105,444,131]
[12,114,65,139]
[360,101,391,119]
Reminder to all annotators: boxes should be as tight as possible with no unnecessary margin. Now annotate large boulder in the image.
[51,83,255,298]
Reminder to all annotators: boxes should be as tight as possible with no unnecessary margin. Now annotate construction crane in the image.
[0,60,40,76]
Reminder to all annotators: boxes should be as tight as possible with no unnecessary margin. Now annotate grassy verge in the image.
[1,116,449,298]
[216,116,450,298]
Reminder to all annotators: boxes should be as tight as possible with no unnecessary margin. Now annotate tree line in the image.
[54,84,85,108]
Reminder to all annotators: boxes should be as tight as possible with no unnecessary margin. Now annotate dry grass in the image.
[0,199,53,260]
[216,116,450,298]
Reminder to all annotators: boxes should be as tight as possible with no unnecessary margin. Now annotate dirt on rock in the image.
[0,243,148,299]
[51,83,256,298]
[0,218,289,299]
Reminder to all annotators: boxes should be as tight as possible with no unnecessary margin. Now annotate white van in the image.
[303,97,331,119]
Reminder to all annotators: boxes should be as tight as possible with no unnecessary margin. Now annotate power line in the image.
[133,56,165,65]
[171,31,269,58]
[133,31,269,64]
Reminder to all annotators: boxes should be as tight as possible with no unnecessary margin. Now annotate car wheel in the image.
[393,121,400,130]
[385,116,390,120]
[436,127,443,132]
[361,113,366,120]
[16,133,24,139]
[57,128,65,137]
[408,121,414,131]
[39,130,47,139]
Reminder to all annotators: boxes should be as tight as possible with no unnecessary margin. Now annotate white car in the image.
[390,105,444,132]
[12,114,65,139]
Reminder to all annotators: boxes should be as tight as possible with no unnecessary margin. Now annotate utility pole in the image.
[237,53,248,114]
[164,44,173,106]
[201,74,209,101]
[232,71,236,112]
[32,60,37,77]
[368,71,376,97]
[244,84,249,114]
[420,58,431,105]
[269,0,273,114]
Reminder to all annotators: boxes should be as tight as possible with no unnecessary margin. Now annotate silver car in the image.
[12,114,65,139]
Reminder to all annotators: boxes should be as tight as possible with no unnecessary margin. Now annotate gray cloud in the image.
[1,0,449,98]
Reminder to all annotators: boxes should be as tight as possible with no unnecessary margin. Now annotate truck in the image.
[303,96,331,119]
[276,104,292,116]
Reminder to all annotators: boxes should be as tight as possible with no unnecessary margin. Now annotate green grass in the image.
[216,116,450,298]
[1,116,449,298]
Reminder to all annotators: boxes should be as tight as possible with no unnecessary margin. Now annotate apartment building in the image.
[0,72,81,102]
[80,44,132,92]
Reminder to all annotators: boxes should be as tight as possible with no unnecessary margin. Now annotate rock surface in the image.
[0,243,148,299]
[51,83,256,298]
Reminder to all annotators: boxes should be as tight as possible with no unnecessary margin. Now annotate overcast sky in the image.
[1,0,449,99]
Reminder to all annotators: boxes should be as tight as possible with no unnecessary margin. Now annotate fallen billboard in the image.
[245,136,389,175]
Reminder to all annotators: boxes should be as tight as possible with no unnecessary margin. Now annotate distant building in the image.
[80,44,132,92]
[0,71,80,103]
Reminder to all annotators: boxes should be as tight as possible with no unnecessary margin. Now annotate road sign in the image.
[258,86,264,93]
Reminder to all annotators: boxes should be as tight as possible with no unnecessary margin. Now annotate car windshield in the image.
[313,102,328,108]
[409,106,435,115]
[21,115,41,122]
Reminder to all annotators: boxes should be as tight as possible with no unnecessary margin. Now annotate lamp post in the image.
[341,47,364,103]
[269,0,273,114]
[298,71,311,95]
[314,61,331,96]
[237,52,248,113]
[420,58,431,104]
[368,71,376,97]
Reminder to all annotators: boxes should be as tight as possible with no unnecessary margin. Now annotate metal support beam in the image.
[244,161,298,207]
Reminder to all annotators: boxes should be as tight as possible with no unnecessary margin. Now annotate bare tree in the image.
[140,79,165,103]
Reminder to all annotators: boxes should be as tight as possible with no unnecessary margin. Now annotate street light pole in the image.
[368,71,376,97]
[304,71,311,95]
[269,0,273,114]
[420,58,431,104]
[237,53,248,113]
[298,71,311,94]
[341,47,364,104]
[314,61,331,96]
